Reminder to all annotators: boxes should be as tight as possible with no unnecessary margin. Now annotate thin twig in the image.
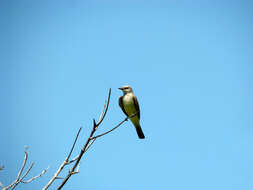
[22,166,49,183]
[18,163,34,182]
[10,163,34,190]
[96,89,111,126]
[98,100,107,122]
[1,148,48,190]
[42,127,82,190]
[56,121,97,190]
[57,88,111,190]
[66,127,82,161]
[16,149,28,180]
[55,88,136,189]
[71,162,81,175]
[91,111,138,140]
[3,148,30,190]
[84,138,96,153]
[68,156,79,164]
[91,117,128,139]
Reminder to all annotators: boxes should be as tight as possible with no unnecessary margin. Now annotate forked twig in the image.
[42,128,82,190]
[47,88,134,189]
[84,138,96,153]
[2,88,134,190]
[11,163,35,190]
[22,166,49,183]
[57,88,111,189]
[0,148,48,190]
[17,147,29,179]
[91,117,128,139]
[91,112,138,140]
[66,127,82,161]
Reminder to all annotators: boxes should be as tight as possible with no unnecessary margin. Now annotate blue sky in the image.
[0,0,253,189]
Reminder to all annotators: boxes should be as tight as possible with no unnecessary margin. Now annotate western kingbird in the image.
[118,85,145,139]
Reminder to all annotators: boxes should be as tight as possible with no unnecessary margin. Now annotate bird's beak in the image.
[118,87,123,90]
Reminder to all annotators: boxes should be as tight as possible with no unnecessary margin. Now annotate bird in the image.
[118,85,145,139]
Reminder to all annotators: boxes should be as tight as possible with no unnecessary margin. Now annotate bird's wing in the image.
[133,95,140,119]
[119,96,128,116]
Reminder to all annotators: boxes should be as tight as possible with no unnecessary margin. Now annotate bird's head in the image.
[118,85,133,94]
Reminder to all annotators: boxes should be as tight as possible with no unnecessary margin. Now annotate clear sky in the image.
[1,0,253,189]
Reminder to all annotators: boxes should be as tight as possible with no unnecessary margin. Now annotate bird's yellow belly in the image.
[123,95,136,115]
[124,103,136,116]
[123,94,140,126]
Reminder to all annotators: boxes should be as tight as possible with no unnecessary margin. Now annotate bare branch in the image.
[57,88,111,189]
[42,159,67,190]
[18,163,34,182]
[66,127,82,161]
[2,148,30,190]
[91,117,128,139]
[49,88,131,189]
[42,127,82,190]
[21,166,49,184]
[10,163,34,190]
[56,122,96,189]
[91,111,139,140]
[98,99,107,122]
[96,88,111,126]
[84,138,96,153]
[68,155,79,164]
[16,148,28,180]
[1,148,47,190]
[76,162,81,173]
[70,162,81,175]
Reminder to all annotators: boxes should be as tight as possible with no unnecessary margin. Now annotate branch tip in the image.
[93,119,96,127]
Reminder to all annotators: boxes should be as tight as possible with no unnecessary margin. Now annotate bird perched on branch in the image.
[118,85,145,139]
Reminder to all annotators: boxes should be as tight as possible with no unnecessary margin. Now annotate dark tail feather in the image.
[135,125,145,139]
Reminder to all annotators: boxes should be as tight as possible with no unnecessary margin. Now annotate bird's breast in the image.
[123,94,136,115]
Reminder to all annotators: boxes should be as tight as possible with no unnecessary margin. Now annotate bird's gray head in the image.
[118,85,133,94]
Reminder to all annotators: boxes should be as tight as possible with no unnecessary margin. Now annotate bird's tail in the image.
[135,124,145,139]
